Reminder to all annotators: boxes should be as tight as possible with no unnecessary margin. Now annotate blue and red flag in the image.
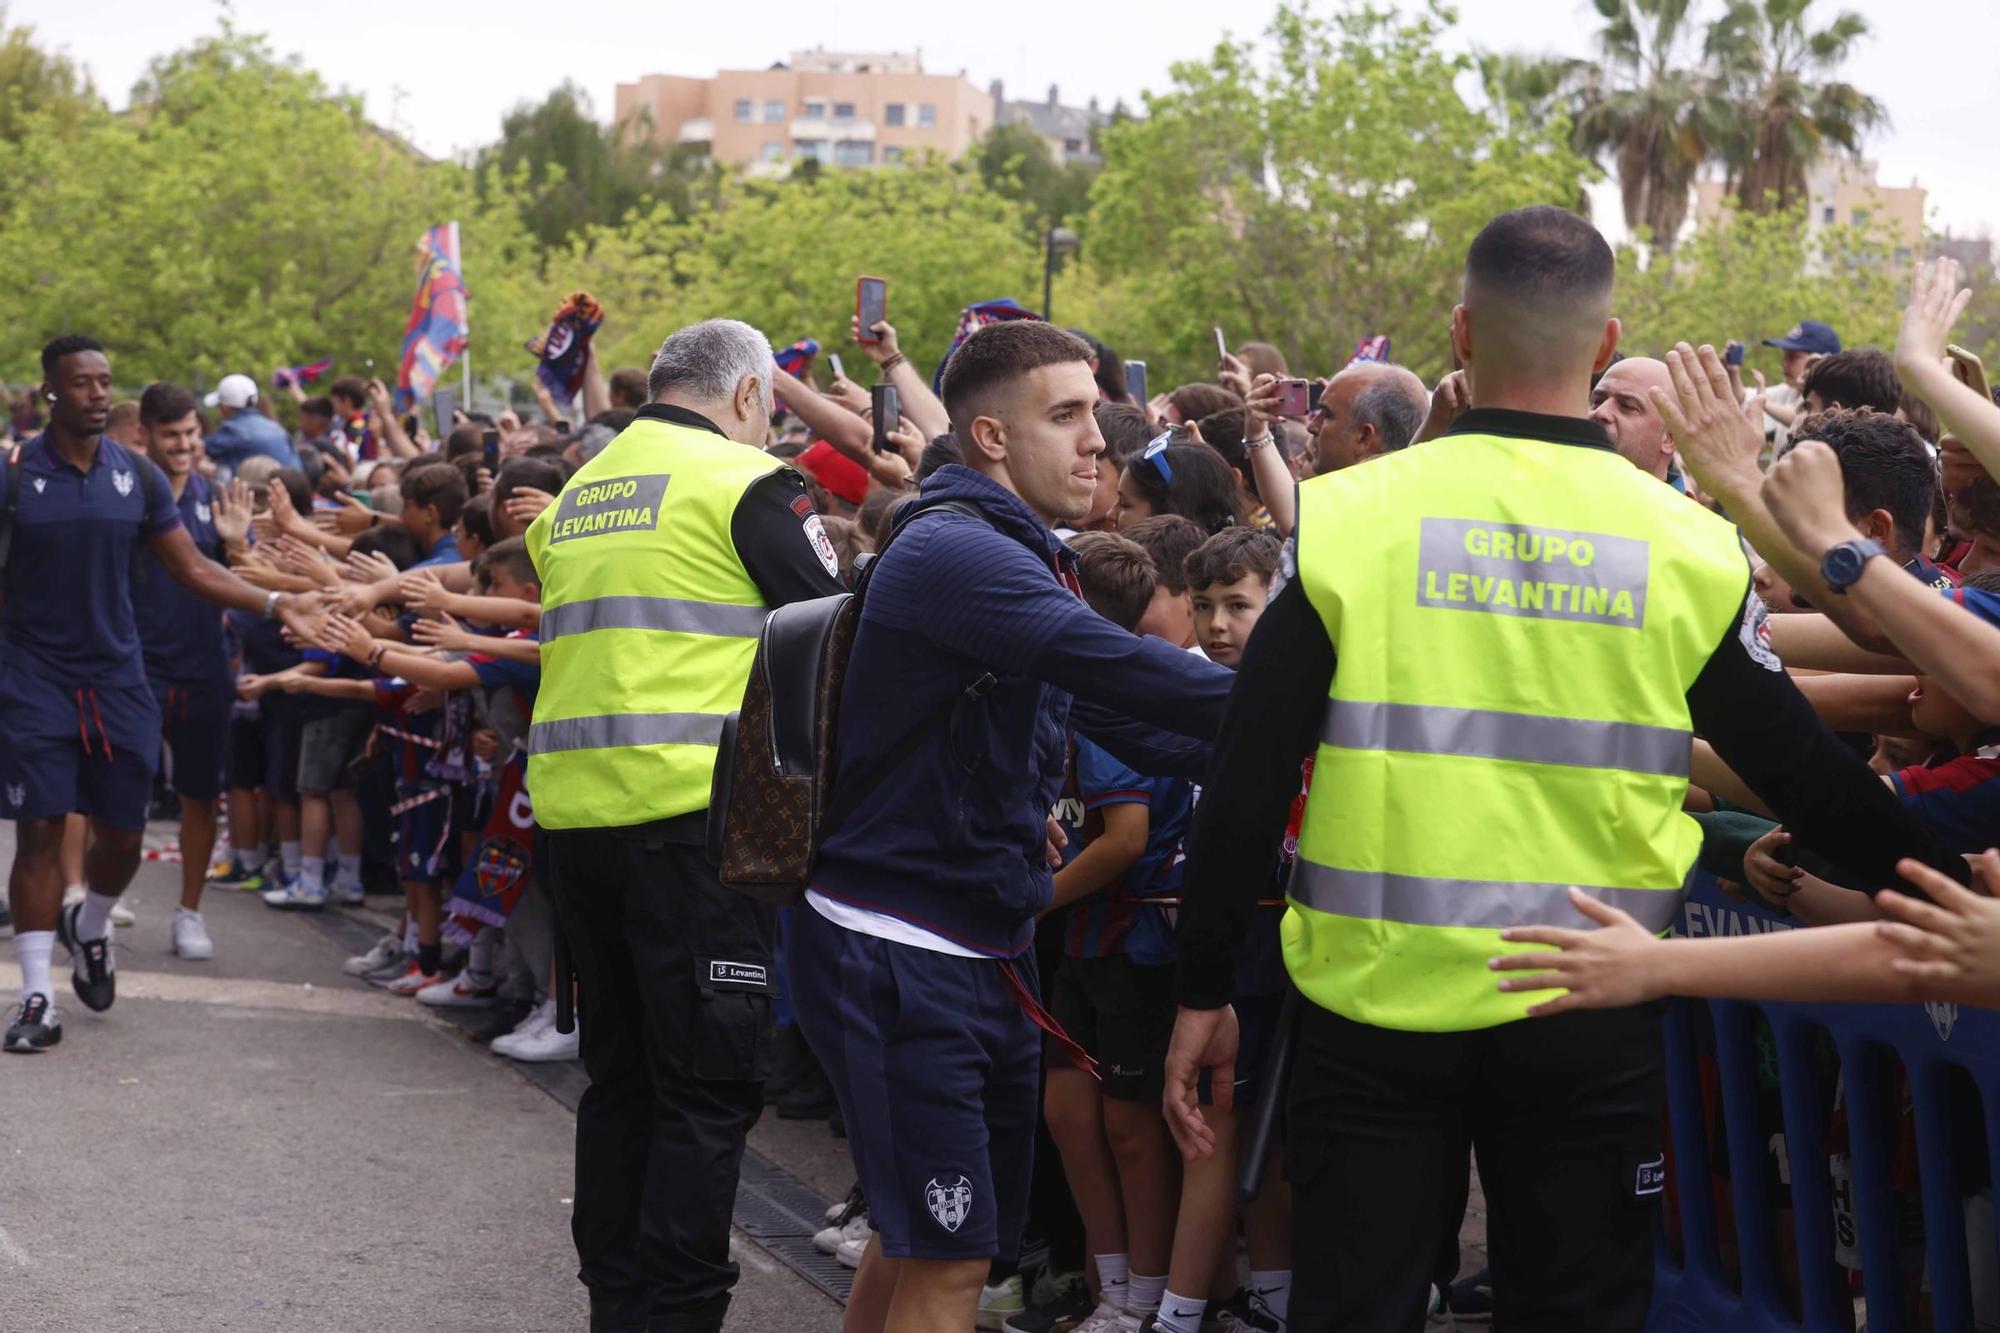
[397,222,468,410]
[1348,335,1391,365]
[933,298,1041,390]
[273,356,333,390]
[774,337,820,377]
[525,291,604,404]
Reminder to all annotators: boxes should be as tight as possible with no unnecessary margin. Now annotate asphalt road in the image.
[0,822,845,1333]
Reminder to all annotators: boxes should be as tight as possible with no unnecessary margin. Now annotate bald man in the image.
[1308,361,1431,474]
[1588,356,1677,481]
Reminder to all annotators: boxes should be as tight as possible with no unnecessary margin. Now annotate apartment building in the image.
[614,49,994,171]
[991,80,1108,168]
[1693,158,1926,259]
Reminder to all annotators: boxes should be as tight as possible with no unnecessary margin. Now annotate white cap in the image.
[204,373,259,410]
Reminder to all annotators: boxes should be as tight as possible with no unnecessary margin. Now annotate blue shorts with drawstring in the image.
[0,661,160,830]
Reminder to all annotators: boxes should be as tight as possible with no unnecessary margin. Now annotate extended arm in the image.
[1045,802,1148,913]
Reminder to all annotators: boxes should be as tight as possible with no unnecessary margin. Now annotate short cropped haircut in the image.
[1167,382,1242,423]
[1352,374,1427,452]
[1069,531,1158,632]
[299,395,334,421]
[1122,514,1207,596]
[1898,386,1939,445]
[647,319,775,412]
[916,433,964,483]
[491,456,567,512]
[400,460,469,528]
[608,367,649,409]
[1465,205,1613,307]
[445,423,485,458]
[940,322,1095,436]
[1804,348,1902,416]
[458,492,496,548]
[1186,527,1282,592]
[106,400,139,434]
[478,535,538,589]
[1787,409,1934,559]
[1095,402,1153,469]
[349,521,420,571]
[1237,342,1288,380]
[139,382,200,428]
[42,334,105,383]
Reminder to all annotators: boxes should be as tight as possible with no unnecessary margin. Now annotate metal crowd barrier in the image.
[1648,873,2000,1332]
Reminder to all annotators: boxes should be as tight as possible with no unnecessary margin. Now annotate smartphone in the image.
[432,387,456,439]
[1213,327,1228,363]
[1124,359,1148,405]
[1307,380,1325,415]
[1947,344,1991,401]
[1724,341,1746,368]
[870,383,900,454]
[856,277,888,342]
[829,352,847,382]
[1278,378,1311,417]
[482,428,500,469]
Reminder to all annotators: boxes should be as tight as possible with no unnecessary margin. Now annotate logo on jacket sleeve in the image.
[804,514,840,578]
[925,1175,974,1232]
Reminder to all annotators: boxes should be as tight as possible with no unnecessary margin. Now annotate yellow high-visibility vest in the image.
[1286,429,1749,1030]
[524,415,782,830]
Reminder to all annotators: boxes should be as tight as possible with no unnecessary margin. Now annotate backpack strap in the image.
[818,498,998,839]
[0,441,24,579]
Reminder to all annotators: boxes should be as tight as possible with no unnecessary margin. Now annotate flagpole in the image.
[454,221,471,411]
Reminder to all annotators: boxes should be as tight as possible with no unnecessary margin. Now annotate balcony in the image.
[790,117,875,142]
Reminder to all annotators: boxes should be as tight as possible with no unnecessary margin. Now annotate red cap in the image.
[798,440,871,505]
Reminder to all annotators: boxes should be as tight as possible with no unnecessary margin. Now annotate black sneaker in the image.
[4,994,62,1052]
[1002,1274,1092,1333]
[57,901,116,1013]
[1448,1266,1492,1323]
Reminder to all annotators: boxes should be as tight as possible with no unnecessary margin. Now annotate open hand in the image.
[1873,854,2000,1005]
[211,477,254,545]
[410,610,473,654]
[1742,826,1803,911]
[1894,257,1973,379]
[1488,886,1666,1016]
[1652,344,1764,499]
[315,491,377,536]
[504,486,555,530]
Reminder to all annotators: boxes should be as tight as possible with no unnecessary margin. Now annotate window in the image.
[833,101,856,121]
[834,139,873,167]
[733,99,753,123]
[763,100,785,123]
[803,98,827,119]
[761,142,785,162]
[1064,138,1082,154]
[1851,207,1870,226]
[885,102,906,127]
[918,103,937,128]
[1822,206,1836,224]
[883,146,905,163]
[795,139,828,162]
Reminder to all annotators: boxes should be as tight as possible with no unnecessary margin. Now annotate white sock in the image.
[335,855,363,889]
[1249,1269,1292,1325]
[1094,1253,1129,1310]
[78,889,120,941]
[280,840,302,878]
[1154,1292,1208,1333]
[1127,1273,1166,1316]
[301,855,325,891]
[16,931,54,1005]
[403,919,419,951]
[237,846,265,871]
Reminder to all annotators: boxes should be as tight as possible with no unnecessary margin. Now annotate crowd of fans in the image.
[9,248,2000,1332]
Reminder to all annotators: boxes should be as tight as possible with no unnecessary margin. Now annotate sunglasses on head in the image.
[1141,429,1175,483]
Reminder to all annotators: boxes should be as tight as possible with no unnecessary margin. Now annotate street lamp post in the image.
[1043,225,1079,323]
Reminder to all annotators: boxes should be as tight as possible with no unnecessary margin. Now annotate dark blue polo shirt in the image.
[134,471,231,687]
[1,433,182,687]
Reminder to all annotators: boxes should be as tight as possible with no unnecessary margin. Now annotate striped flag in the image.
[397,222,468,409]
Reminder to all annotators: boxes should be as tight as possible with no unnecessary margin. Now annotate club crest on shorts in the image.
[113,469,134,497]
[924,1175,973,1232]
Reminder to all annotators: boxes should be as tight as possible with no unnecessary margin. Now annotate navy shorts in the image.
[789,905,1041,1261]
[395,781,462,883]
[226,702,303,801]
[1047,953,1177,1103]
[153,676,233,802]
[0,663,160,831]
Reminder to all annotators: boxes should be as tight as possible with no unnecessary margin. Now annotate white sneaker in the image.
[978,1274,1025,1330]
[835,1232,870,1270]
[331,882,365,907]
[261,878,328,911]
[812,1209,870,1256]
[1070,1302,1139,1333]
[61,885,134,927]
[170,908,214,960]
[343,934,406,977]
[490,999,554,1056]
[415,971,498,1008]
[494,1009,579,1063]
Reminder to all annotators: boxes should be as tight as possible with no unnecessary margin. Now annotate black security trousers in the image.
[1286,1001,1668,1333]
[545,829,775,1333]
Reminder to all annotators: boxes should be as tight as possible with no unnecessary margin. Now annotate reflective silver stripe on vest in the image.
[528,712,726,754]
[1288,862,1688,934]
[1324,702,1689,777]
[539,595,767,642]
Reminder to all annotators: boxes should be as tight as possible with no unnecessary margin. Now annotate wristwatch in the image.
[1819,537,1886,595]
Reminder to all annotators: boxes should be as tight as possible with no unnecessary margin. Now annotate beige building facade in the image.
[615,49,994,172]
[1693,158,1925,258]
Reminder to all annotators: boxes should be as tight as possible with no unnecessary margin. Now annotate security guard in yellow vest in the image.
[1162,208,1952,1331]
[525,318,843,1333]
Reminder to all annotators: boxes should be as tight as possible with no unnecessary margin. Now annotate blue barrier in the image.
[1648,873,2000,1333]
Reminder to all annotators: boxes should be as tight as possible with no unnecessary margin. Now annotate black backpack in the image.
[707,499,996,904]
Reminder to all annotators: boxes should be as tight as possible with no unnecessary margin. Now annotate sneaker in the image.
[56,901,115,1012]
[365,953,418,985]
[261,877,327,911]
[979,1274,1026,1330]
[207,861,267,892]
[1069,1302,1139,1333]
[170,908,214,960]
[1212,1290,1280,1333]
[1003,1276,1094,1333]
[382,963,445,996]
[493,1004,580,1062]
[489,999,554,1057]
[468,998,535,1045]
[823,1181,865,1226]
[344,934,406,977]
[330,882,365,907]
[1426,1284,1458,1330]
[1447,1267,1491,1324]
[813,1209,871,1257]
[61,884,134,926]
[416,971,498,1008]
[3,994,61,1053]
[835,1232,870,1270]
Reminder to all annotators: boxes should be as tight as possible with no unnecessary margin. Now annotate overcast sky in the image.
[17,0,1997,242]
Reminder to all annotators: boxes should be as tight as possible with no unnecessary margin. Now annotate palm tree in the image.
[1705,0,1886,214]
[1569,0,1732,252]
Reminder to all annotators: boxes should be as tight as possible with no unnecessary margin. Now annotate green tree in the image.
[0,5,101,143]
[1082,2,1596,385]
[974,121,1097,231]
[1706,0,1884,215]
